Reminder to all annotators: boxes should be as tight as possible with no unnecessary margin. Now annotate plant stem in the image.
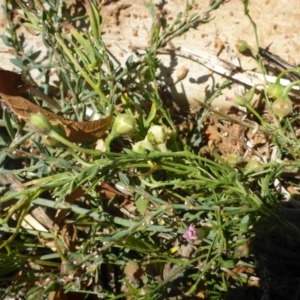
[48,129,102,156]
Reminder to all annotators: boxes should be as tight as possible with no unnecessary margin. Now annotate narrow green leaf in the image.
[3,108,15,139]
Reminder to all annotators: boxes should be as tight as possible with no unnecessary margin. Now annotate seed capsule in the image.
[272,96,293,120]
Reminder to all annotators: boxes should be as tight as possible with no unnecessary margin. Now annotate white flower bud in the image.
[147,125,167,145]
[112,114,136,136]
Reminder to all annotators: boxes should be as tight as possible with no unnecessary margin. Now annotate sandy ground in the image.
[0,0,299,108]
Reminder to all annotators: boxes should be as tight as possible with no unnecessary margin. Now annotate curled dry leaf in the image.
[0,70,112,143]
[0,93,113,142]
[65,115,113,142]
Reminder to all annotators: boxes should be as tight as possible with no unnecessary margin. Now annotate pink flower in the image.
[225,96,233,102]
[183,224,198,240]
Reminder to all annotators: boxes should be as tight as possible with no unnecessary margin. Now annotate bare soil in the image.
[0,0,299,109]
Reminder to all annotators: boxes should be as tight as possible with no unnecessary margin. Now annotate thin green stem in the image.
[283,80,300,95]
[244,103,265,125]
[276,69,300,83]
[0,199,31,249]
[48,129,102,156]
[104,132,118,152]
[68,148,92,167]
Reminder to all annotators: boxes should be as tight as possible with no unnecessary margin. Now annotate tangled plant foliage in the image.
[1,0,300,299]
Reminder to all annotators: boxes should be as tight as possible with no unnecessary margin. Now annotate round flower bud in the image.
[236,40,252,54]
[272,96,293,120]
[146,125,167,145]
[112,114,136,136]
[29,113,52,135]
[267,82,284,99]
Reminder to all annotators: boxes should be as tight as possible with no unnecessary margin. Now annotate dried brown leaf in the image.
[0,69,61,108]
[64,116,113,142]
[0,93,112,143]
[0,93,59,119]
[0,69,30,95]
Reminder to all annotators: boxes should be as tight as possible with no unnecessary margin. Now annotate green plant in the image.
[1,1,300,299]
